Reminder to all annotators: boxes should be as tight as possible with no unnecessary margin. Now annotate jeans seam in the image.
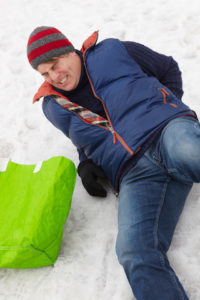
[153,177,169,264]
[153,178,186,300]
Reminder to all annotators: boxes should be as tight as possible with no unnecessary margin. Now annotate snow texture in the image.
[1,0,200,299]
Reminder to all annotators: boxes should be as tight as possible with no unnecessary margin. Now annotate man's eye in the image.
[52,62,58,70]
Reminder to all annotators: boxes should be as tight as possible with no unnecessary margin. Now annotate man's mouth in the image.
[58,76,68,85]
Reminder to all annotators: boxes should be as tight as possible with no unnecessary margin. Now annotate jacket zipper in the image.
[82,50,134,156]
[79,112,117,143]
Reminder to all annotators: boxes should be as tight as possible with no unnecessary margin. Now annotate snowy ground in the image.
[1,0,200,299]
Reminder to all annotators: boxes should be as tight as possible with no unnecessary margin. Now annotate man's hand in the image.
[78,160,107,197]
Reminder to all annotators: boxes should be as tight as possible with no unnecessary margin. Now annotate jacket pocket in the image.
[158,87,178,108]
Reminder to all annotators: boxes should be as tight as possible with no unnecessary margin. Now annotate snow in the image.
[0,0,200,299]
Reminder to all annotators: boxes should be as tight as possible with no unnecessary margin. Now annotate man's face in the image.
[37,52,82,91]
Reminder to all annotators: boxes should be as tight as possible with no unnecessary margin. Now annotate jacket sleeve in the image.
[123,41,183,100]
[77,148,88,162]
[42,95,88,162]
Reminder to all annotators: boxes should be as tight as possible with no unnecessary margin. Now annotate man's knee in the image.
[161,118,200,182]
[116,227,159,268]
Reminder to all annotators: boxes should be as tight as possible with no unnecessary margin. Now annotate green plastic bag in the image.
[0,156,76,269]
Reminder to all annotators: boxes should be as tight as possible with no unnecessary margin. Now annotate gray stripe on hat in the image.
[30,45,75,69]
[27,33,67,55]
[29,26,53,38]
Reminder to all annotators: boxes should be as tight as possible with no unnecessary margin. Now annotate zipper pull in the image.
[109,127,116,144]
[113,132,116,144]
[161,88,169,96]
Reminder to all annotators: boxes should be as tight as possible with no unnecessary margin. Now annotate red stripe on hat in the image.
[28,39,71,62]
[27,28,61,46]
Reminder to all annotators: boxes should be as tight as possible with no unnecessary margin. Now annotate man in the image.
[27,26,200,299]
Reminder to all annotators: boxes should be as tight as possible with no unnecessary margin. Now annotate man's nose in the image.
[49,70,59,82]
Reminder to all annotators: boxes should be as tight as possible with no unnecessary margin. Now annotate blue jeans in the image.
[116,116,200,300]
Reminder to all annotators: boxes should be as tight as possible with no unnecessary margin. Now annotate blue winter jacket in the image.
[35,33,194,190]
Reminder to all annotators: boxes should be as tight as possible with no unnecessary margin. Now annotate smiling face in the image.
[37,52,82,91]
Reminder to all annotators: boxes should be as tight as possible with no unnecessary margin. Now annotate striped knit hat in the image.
[27,26,74,69]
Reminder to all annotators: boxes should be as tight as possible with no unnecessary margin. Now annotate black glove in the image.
[78,160,107,197]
